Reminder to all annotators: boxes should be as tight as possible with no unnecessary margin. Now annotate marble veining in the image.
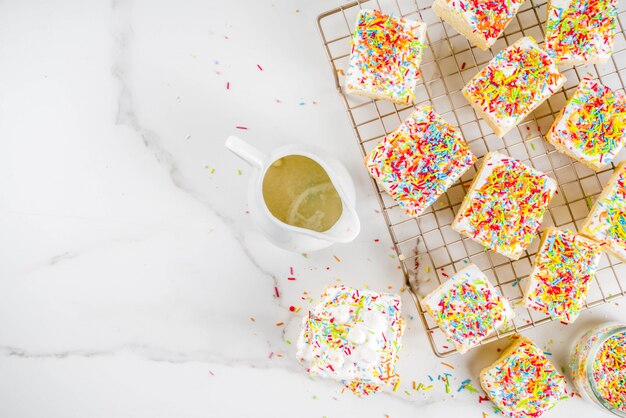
[0,0,624,417]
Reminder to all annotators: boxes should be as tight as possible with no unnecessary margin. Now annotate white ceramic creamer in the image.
[225,136,360,252]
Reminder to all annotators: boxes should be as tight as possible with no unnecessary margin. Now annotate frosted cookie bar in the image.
[524,228,602,323]
[480,336,566,417]
[345,9,427,105]
[546,78,626,171]
[432,0,525,50]
[452,152,557,260]
[297,285,404,396]
[581,161,626,263]
[463,37,566,138]
[366,105,476,216]
[421,264,514,354]
[545,0,617,65]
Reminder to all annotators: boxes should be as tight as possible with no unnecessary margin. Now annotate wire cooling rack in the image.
[317,0,626,357]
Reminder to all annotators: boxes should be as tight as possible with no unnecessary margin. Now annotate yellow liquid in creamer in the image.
[262,155,343,232]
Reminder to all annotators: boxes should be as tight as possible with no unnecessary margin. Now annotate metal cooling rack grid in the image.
[317,0,626,357]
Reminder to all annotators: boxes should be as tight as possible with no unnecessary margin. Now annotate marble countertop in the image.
[1,0,625,417]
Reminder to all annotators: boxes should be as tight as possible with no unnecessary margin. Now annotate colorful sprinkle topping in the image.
[453,152,557,260]
[463,37,565,136]
[296,285,404,396]
[592,330,626,411]
[439,0,525,45]
[547,78,626,170]
[582,162,626,262]
[345,9,427,104]
[481,336,566,417]
[525,228,602,323]
[422,264,514,354]
[545,0,617,64]
[366,105,476,216]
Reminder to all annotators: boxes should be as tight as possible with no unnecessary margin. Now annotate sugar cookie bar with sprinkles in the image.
[581,161,626,263]
[480,335,566,418]
[421,264,514,354]
[544,0,618,65]
[546,78,626,171]
[524,228,603,323]
[432,0,525,51]
[463,37,566,138]
[344,9,427,105]
[296,285,404,396]
[452,152,557,260]
[365,105,476,217]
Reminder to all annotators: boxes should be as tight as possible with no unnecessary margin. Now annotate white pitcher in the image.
[225,136,360,252]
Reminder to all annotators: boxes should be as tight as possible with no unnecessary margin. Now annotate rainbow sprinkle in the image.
[296,285,404,396]
[545,0,617,65]
[480,336,566,417]
[546,77,626,171]
[593,331,626,412]
[524,228,602,323]
[345,9,427,104]
[366,105,476,216]
[581,161,626,263]
[421,264,514,354]
[571,324,626,414]
[433,0,525,50]
[463,37,565,138]
[452,152,557,260]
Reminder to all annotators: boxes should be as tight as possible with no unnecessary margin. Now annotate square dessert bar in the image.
[546,78,626,171]
[433,0,525,51]
[581,161,626,263]
[452,152,557,260]
[345,9,427,105]
[463,37,566,138]
[297,285,404,396]
[366,105,476,216]
[545,0,617,65]
[480,336,566,417]
[421,264,514,354]
[524,228,602,323]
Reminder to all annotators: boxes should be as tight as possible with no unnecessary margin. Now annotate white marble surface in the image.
[1,0,625,417]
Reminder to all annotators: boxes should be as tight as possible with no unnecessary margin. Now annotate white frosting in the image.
[545,0,616,64]
[453,152,557,259]
[583,163,626,261]
[347,326,367,345]
[421,263,515,353]
[344,10,427,104]
[548,78,626,170]
[296,285,403,386]
[464,37,565,133]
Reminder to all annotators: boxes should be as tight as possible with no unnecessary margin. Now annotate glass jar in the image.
[570,323,626,417]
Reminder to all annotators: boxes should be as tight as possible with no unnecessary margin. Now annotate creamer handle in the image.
[225,136,266,168]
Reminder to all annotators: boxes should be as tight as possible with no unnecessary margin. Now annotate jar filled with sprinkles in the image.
[570,323,626,416]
